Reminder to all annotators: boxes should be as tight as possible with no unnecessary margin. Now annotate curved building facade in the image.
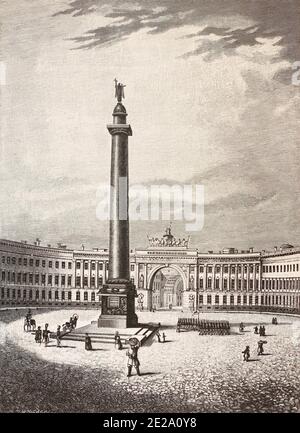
[1,232,300,314]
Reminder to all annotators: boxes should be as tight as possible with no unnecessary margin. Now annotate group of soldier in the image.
[31,311,78,347]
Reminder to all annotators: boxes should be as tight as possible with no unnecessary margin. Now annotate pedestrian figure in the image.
[114,331,119,347]
[257,340,267,355]
[116,335,123,350]
[156,330,161,343]
[56,325,62,348]
[239,322,244,332]
[242,345,250,362]
[126,338,141,377]
[42,324,50,347]
[85,333,92,351]
[254,326,258,334]
[274,317,278,325]
[259,325,263,336]
[162,332,166,343]
[73,316,78,328]
[35,326,42,344]
[262,325,266,336]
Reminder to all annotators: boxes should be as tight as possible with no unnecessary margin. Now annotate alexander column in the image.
[98,80,138,328]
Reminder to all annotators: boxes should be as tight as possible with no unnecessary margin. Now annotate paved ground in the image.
[0,308,300,413]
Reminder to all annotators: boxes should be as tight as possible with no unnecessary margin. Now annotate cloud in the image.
[53,0,300,83]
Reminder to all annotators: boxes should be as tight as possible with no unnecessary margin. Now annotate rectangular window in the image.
[238,279,242,289]
[231,279,235,290]
[199,266,204,273]
[35,290,39,300]
[48,291,52,300]
[68,262,72,269]
[237,295,241,304]
[12,257,16,265]
[29,259,33,267]
[83,277,88,286]
[36,260,40,267]
[84,291,88,301]
[23,273,27,284]
[17,273,21,283]
[76,291,80,301]
[84,262,88,270]
[223,279,228,289]
[230,295,234,305]
[76,262,81,269]
[131,264,135,271]
[29,273,33,284]
[91,277,95,287]
[23,258,27,266]
[68,276,72,286]
[250,279,253,289]
[91,292,95,302]
[2,256,5,263]
[55,261,59,269]
[35,274,39,284]
[12,289,16,299]
[91,262,96,270]
[62,262,65,269]
[61,275,66,286]
[55,291,59,300]
[99,262,103,270]
[244,280,247,290]
[42,260,46,268]
[249,296,253,305]
[55,275,59,285]
[61,291,65,300]
[215,295,219,304]
[207,295,212,304]
[199,278,203,289]
[18,257,22,265]
[223,295,227,305]
[76,276,81,287]
[48,275,52,285]
[1,271,5,282]
[98,276,103,286]
[243,295,247,304]
[208,266,212,273]
[17,289,21,298]
[68,291,72,300]
[207,278,212,289]
[29,290,32,299]
[42,274,46,284]
[199,295,203,304]
[215,279,219,289]
[224,266,228,273]
[49,261,52,268]
[255,296,259,305]
[7,257,11,265]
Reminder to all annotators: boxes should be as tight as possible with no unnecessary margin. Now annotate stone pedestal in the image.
[98,280,138,328]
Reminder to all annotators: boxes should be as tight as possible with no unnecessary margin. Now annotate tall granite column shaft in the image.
[108,104,131,282]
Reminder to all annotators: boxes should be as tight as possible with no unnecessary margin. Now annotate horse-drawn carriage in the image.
[62,313,79,333]
[176,318,230,335]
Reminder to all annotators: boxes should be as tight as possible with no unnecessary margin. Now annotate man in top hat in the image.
[126,338,141,377]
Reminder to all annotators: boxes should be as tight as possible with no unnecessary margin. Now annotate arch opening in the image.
[150,267,184,310]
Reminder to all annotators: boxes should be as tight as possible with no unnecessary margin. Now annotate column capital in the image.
[107,124,132,136]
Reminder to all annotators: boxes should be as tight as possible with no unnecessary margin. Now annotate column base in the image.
[97,280,138,329]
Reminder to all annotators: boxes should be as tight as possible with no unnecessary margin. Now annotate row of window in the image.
[199,278,257,290]
[199,264,259,274]
[198,294,299,306]
[1,256,72,269]
[1,271,72,286]
[1,288,97,301]
[263,263,299,273]
[76,261,106,270]
[262,278,300,290]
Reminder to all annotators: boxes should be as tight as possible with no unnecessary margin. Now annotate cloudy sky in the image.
[0,0,299,251]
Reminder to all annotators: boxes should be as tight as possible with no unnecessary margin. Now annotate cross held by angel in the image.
[114,78,126,102]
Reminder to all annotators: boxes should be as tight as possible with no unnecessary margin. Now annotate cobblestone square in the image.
[0,308,299,413]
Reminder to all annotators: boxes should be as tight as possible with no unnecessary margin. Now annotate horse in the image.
[23,318,36,332]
